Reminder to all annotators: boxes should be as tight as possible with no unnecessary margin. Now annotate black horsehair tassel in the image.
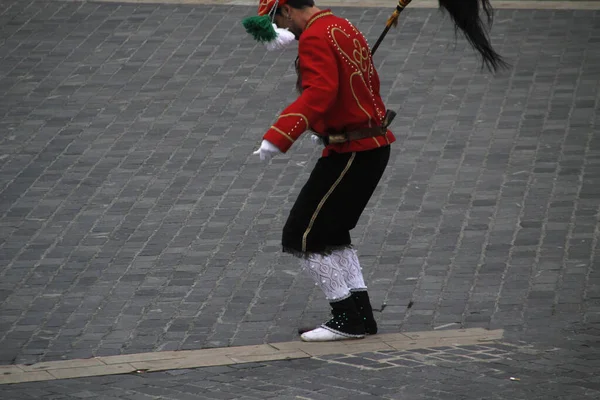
[372,0,508,73]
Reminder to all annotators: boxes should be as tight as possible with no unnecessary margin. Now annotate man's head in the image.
[272,0,319,40]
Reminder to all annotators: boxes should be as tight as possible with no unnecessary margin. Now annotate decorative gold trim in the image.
[330,28,360,70]
[270,126,295,143]
[349,71,373,127]
[258,0,283,16]
[352,38,369,73]
[305,11,333,30]
[258,0,270,16]
[279,113,310,130]
[301,152,356,252]
[330,28,375,127]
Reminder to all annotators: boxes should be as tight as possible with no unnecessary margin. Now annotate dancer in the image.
[244,0,395,342]
[242,0,506,342]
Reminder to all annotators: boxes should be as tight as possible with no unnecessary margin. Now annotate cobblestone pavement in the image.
[0,0,600,397]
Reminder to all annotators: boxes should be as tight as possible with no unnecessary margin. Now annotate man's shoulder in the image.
[298,17,353,46]
[301,13,352,41]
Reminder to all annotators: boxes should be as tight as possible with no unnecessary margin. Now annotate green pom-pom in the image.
[242,15,277,43]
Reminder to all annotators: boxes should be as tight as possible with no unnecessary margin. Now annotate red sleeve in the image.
[263,33,339,153]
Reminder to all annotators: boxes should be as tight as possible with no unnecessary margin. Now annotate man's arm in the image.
[263,33,339,153]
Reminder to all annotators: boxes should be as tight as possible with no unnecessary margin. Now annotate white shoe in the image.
[300,327,364,342]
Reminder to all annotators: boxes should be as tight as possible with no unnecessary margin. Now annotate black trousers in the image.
[282,145,391,258]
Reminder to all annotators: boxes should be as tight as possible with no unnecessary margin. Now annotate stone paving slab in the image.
[0,0,599,377]
[0,330,599,399]
[0,328,503,384]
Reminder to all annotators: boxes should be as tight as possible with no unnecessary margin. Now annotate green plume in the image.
[242,15,277,43]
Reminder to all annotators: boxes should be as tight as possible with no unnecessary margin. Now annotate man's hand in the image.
[253,140,282,162]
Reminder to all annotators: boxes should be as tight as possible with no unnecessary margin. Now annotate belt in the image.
[320,109,397,145]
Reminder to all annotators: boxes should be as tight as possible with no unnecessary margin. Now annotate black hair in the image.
[275,0,315,15]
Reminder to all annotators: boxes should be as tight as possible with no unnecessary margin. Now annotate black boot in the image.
[351,290,378,335]
[300,296,366,342]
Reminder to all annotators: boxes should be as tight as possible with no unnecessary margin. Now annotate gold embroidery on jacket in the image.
[350,23,385,120]
[352,38,370,73]
[338,21,384,120]
[306,11,333,30]
[270,126,295,143]
[279,113,310,130]
[330,27,378,127]
[349,71,373,128]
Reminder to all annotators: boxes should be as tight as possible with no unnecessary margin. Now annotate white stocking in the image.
[301,254,350,301]
[331,249,367,291]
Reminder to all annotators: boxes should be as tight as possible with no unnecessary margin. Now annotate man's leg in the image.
[321,146,391,337]
[282,147,390,341]
[280,152,365,341]
[299,253,365,341]
[332,248,378,335]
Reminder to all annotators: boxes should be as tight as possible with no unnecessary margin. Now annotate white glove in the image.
[311,134,324,146]
[253,140,282,162]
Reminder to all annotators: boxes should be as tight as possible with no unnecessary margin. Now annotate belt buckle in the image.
[328,133,347,144]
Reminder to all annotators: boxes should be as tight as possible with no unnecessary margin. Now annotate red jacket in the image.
[263,9,396,157]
